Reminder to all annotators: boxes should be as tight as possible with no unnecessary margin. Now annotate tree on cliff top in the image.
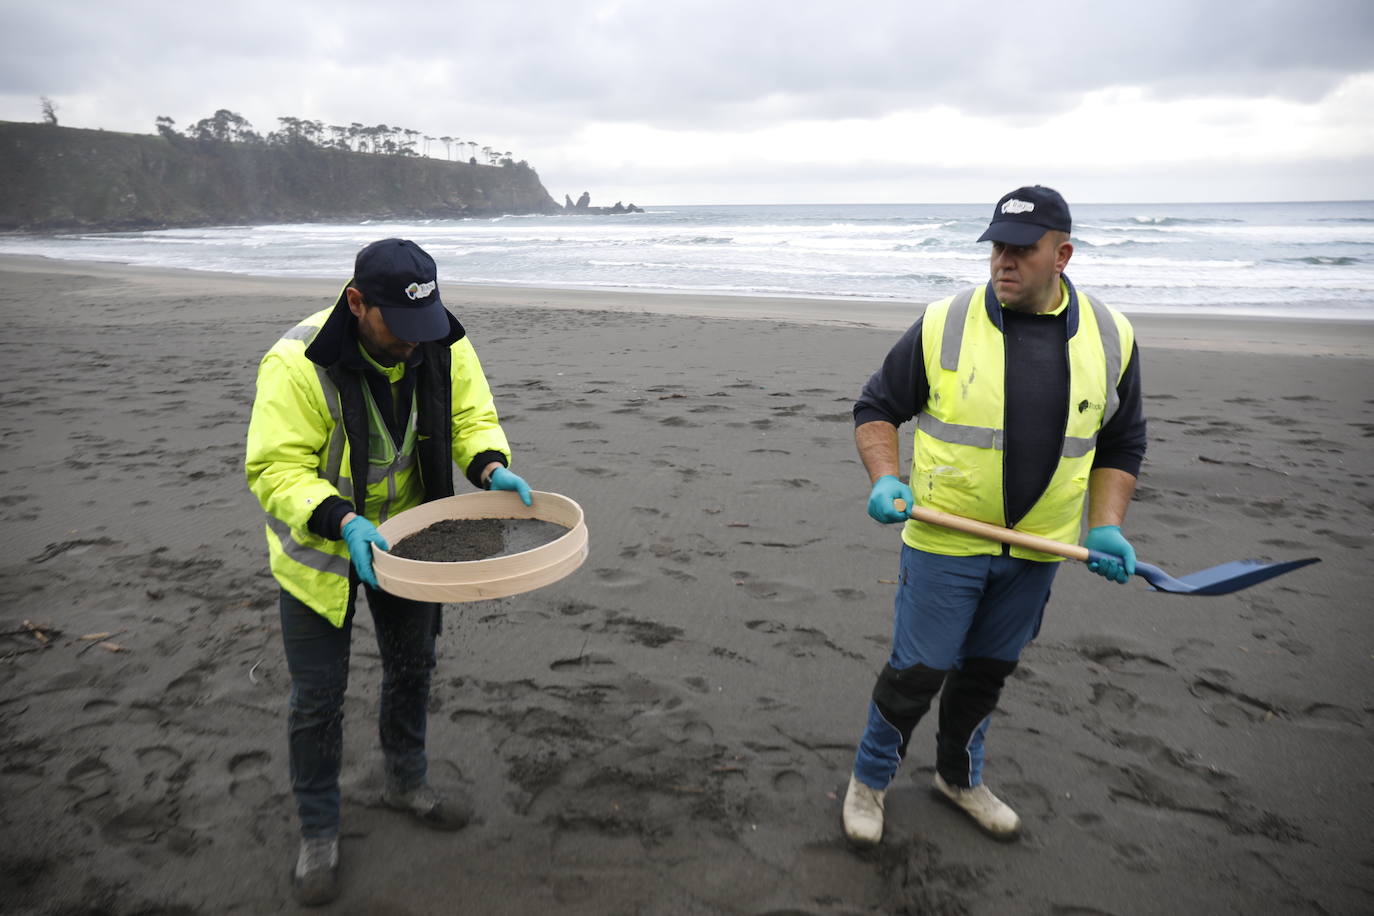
[188,109,260,144]
[40,96,58,126]
[154,108,517,166]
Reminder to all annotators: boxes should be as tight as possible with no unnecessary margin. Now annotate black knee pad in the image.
[872,663,948,758]
[873,663,948,718]
[936,656,1020,783]
[953,657,1018,695]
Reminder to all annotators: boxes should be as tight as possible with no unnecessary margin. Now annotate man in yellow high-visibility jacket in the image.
[246,238,532,906]
[842,187,1146,847]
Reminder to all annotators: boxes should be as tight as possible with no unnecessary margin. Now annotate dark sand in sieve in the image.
[390,518,569,563]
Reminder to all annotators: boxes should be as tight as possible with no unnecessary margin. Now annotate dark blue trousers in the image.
[278,586,439,839]
[854,545,1057,790]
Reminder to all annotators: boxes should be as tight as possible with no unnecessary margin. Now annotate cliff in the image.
[0,121,561,231]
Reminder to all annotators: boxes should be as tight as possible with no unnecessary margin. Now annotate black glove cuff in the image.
[466,450,509,489]
[308,496,356,541]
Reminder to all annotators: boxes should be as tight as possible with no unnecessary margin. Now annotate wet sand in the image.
[1,253,1371,915]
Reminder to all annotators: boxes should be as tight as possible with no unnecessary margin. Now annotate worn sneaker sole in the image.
[291,859,340,907]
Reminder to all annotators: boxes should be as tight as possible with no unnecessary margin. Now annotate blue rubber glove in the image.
[867,475,914,524]
[489,466,533,507]
[341,516,389,589]
[1084,525,1136,584]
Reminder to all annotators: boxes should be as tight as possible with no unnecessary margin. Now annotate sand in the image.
[0,252,1370,915]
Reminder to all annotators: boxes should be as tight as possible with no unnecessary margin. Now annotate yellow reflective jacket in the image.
[905,283,1134,561]
[245,300,510,625]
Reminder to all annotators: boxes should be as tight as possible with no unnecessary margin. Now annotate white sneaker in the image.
[931,773,1021,840]
[842,773,886,847]
[292,835,340,906]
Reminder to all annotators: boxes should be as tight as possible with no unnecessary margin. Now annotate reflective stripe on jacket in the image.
[245,305,510,625]
[905,284,1134,560]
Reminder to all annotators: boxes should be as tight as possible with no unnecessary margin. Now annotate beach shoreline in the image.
[1,256,1370,915]
[5,253,1373,356]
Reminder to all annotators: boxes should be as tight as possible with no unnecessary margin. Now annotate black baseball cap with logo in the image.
[977,186,1072,246]
[350,238,451,342]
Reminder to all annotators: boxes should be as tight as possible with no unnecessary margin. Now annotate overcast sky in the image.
[3,1,1372,205]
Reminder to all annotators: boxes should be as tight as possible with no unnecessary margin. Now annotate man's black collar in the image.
[983,274,1081,337]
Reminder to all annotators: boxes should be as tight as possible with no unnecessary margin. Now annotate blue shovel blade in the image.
[1134,557,1321,596]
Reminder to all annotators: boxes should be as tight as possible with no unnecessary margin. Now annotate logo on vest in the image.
[405,280,437,300]
[1001,198,1035,215]
[1077,398,1104,414]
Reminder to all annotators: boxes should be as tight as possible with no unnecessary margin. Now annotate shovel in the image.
[893,500,1319,596]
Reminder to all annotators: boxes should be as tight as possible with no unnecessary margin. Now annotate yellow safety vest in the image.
[905,284,1134,561]
[246,306,510,625]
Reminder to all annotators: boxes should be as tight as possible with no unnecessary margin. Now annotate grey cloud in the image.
[400,0,1374,122]
[4,0,1372,134]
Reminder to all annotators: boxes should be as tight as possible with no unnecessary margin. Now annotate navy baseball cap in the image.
[350,238,450,342]
[977,186,1072,246]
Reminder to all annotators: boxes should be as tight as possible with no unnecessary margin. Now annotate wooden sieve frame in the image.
[372,491,588,602]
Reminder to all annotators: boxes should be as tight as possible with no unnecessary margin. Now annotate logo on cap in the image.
[1001,199,1035,215]
[405,280,437,300]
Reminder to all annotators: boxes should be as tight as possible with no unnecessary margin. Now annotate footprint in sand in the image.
[65,756,114,803]
[772,770,807,794]
[1171,637,1215,664]
[1301,703,1365,728]
[1259,537,1308,549]
[600,612,683,648]
[549,652,615,671]
[1312,528,1371,548]
[1089,682,1138,714]
[775,627,865,661]
[165,668,211,704]
[1074,641,1172,673]
[684,676,711,693]
[228,750,274,806]
[135,745,183,775]
[101,803,171,845]
[1190,679,1271,726]
[678,720,714,744]
[593,568,646,588]
[732,572,816,603]
[1002,781,1054,820]
[554,600,594,617]
[747,743,796,767]
[1111,841,1161,874]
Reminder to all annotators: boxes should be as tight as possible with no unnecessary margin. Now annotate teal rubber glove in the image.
[1084,525,1136,584]
[341,516,389,589]
[867,475,913,524]
[489,466,533,507]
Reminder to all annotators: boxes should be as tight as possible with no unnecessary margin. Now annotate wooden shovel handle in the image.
[893,499,1090,562]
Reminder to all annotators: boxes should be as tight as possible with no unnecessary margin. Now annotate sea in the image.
[3,201,1372,320]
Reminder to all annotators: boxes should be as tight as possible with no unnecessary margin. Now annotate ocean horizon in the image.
[3,200,1372,321]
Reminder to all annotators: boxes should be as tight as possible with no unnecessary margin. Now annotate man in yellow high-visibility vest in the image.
[246,238,533,905]
[842,187,1146,846]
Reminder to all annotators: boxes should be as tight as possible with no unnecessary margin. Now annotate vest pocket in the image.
[915,464,978,513]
